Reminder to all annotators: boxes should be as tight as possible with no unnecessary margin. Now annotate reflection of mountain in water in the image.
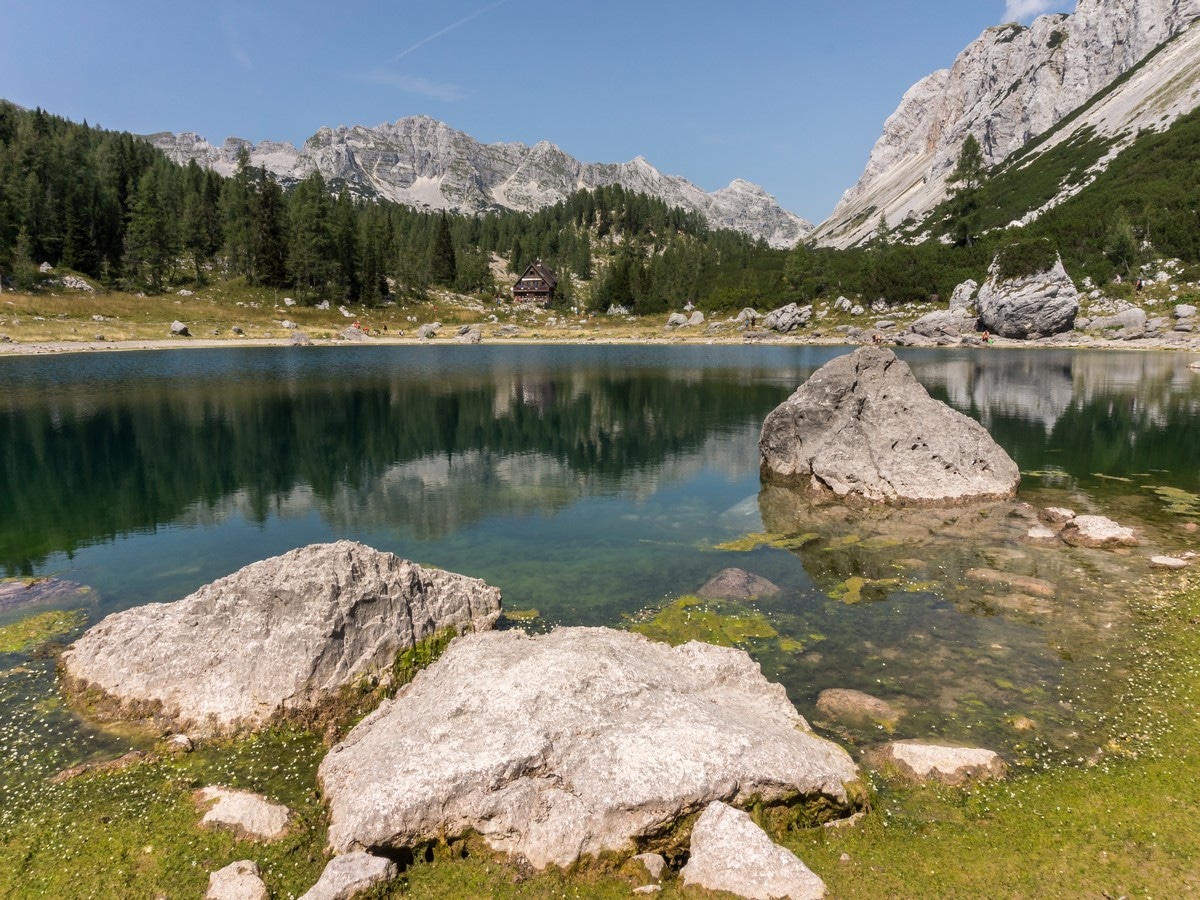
[0,364,779,574]
[909,350,1200,477]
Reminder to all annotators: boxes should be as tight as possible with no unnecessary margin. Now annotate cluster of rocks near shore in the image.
[676,252,1200,352]
[53,346,1191,899]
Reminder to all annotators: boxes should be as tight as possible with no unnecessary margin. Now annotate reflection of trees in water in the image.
[0,370,779,574]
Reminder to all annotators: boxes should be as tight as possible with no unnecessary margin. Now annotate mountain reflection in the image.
[2,346,1197,577]
[0,355,781,574]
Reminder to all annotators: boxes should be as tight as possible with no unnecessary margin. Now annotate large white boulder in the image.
[61,542,501,736]
[319,627,859,869]
[976,255,1079,339]
[759,346,1020,504]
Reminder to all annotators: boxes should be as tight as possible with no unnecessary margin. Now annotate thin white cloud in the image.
[1003,0,1067,22]
[391,0,510,62]
[220,6,258,71]
[357,70,465,102]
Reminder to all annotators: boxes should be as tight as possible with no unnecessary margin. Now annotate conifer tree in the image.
[946,134,986,246]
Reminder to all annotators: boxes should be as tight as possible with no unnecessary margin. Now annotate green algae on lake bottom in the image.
[630,595,782,648]
[0,609,87,653]
[713,531,821,552]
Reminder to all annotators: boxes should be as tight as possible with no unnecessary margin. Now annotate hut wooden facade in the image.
[513,260,557,306]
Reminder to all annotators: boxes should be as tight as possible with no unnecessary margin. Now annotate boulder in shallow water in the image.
[318,627,860,869]
[1059,515,1138,548]
[759,346,1020,504]
[60,541,501,736]
[696,568,780,601]
[871,740,1007,786]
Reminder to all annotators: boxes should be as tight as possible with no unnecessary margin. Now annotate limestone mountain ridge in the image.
[813,0,1200,248]
[148,115,811,249]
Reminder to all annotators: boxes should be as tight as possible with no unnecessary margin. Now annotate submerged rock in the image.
[319,627,860,870]
[759,346,1020,504]
[1060,515,1138,548]
[696,567,781,601]
[816,688,901,730]
[60,541,501,736]
[680,801,827,900]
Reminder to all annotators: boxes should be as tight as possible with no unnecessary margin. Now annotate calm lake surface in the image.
[2,344,1198,784]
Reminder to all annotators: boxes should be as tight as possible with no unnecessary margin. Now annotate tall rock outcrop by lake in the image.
[815,0,1200,247]
[60,542,502,736]
[759,347,1020,504]
[976,254,1079,338]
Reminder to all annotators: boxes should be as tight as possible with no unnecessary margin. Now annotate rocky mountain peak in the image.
[813,0,1200,248]
[147,116,810,248]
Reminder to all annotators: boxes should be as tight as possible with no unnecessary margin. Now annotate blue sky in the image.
[1,1,1074,222]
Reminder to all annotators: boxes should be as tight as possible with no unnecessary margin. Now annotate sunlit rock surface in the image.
[976,256,1080,339]
[319,627,859,869]
[680,801,827,900]
[60,541,501,735]
[759,347,1020,504]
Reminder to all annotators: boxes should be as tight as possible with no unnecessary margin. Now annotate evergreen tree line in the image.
[0,102,782,310]
[4,99,1198,312]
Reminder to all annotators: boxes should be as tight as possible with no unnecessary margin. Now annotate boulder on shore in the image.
[976,255,1079,339]
[318,627,860,870]
[680,801,827,900]
[759,346,1020,504]
[60,541,502,736]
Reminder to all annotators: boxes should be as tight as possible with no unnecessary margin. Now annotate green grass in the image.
[3,570,1200,897]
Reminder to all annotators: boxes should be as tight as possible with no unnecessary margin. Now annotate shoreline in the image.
[3,331,1200,357]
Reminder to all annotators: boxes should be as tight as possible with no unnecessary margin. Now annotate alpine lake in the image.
[1,343,1198,894]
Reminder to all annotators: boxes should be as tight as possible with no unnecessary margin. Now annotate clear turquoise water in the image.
[1,344,1197,778]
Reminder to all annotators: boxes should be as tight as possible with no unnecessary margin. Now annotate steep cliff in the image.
[813,0,1200,248]
[147,115,810,249]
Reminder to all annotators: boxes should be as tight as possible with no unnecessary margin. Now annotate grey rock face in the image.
[1059,514,1138,548]
[909,309,973,339]
[950,279,978,312]
[976,256,1079,339]
[299,852,398,900]
[416,323,440,340]
[762,302,812,333]
[319,627,859,869]
[60,541,501,736]
[666,312,689,328]
[759,347,1020,504]
[680,801,827,900]
[816,0,1200,248]
[170,320,190,337]
[1090,308,1148,331]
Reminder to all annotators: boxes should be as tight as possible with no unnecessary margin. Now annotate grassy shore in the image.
[2,280,1198,354]
[1,567,1197,898]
